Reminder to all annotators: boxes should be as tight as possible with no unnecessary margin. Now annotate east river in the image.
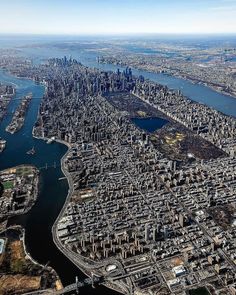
[0,69,120,295]
[1,46,236,295]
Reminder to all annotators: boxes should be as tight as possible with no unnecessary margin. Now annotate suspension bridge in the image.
[37,163,68,181]
[38,162,60,170]
[52,271,131,295]
[55,274,103,294]
[23,274,105,295]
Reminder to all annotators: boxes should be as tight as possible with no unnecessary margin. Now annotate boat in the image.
[0,138,6,153]
[47,139,53,144]
[47,137,55,144]
[26,146,36,155]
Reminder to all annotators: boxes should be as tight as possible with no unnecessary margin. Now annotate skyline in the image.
[1,1,236,295]
[0,0,236,35]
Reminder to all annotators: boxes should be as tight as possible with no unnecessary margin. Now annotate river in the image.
[94,63,236,119]
[1,42,235,294]
[18,45,236,118]
[0,69,121,294]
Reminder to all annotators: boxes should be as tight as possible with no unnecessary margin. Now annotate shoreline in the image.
[0,66,123,294]
[21,225,64,292]
[52,143,125,294]
[0,225,63,293]
[98,61,236,100]
[0,164,40,220]
[166,71,236,100]
[126,65,236,121]
[33,133,124,294]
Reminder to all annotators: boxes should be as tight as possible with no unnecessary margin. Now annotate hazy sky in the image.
[0,0,236,35]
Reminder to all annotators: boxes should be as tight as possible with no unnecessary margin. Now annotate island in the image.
[0,227,62,295]
[0,165,63,294]
[5,93,32,134]
[0,82,15,122]
[0,165,39,223]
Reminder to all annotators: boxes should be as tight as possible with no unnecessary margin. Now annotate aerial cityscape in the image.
[0,1,236,295]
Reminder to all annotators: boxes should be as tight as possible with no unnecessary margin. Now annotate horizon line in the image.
[0,32,236,37]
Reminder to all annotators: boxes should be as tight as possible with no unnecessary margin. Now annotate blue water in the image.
[131,117,168,132]
[0,70,67,170]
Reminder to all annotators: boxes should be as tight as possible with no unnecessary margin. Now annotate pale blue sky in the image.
[0,0,236,35]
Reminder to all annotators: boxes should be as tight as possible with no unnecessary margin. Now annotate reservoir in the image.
[131,117,168,133]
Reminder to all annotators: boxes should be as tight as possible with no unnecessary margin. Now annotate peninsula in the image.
[27,57,236,295]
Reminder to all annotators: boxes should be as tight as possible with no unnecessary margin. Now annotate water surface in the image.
[131,117,168,133]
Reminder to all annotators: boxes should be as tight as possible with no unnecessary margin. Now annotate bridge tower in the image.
[75,276,79,294]
[45,163,48,170]
[54,161,56,168]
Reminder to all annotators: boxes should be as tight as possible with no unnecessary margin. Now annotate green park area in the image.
[3,181,14,190]
[16,166,33,177]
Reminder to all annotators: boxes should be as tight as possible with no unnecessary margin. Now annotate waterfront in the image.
[1,41,236,295]
[1,35,236,117]
[96,63,236,118]
[11,42,236,118]
[0,69,121,294]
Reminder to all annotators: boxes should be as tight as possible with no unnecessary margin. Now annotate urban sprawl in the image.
[1,56,236,295]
